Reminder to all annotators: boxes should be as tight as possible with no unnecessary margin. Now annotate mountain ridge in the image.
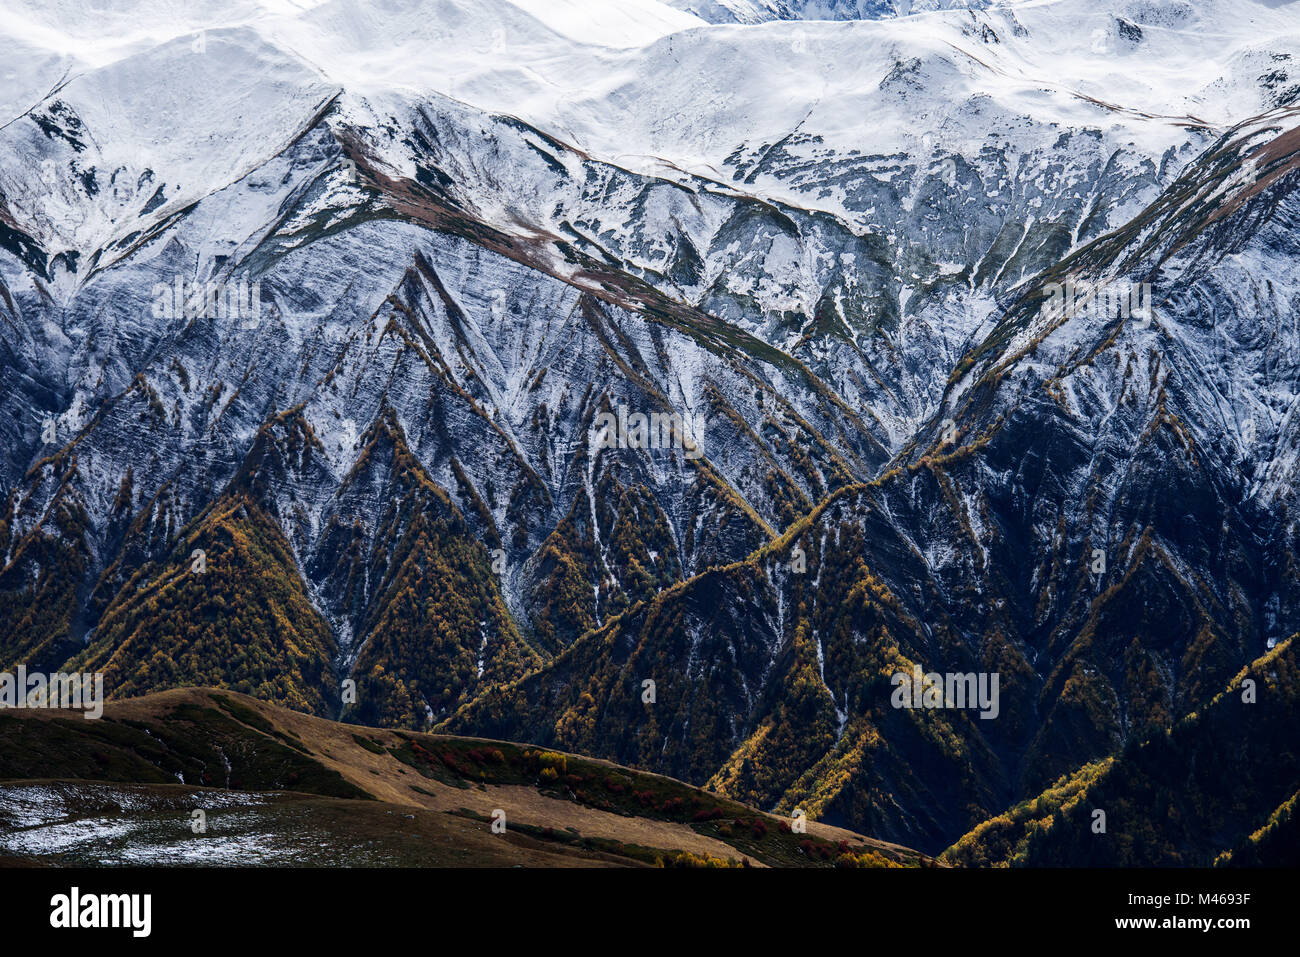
[1,0,1297,865]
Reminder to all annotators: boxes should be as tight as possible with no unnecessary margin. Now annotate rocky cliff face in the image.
[1,0,1297,857]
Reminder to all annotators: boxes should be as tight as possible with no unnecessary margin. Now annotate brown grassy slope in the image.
[0,687,935,868]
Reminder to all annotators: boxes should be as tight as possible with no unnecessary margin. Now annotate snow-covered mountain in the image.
[2,0,1299,857]
[665,0,991,25]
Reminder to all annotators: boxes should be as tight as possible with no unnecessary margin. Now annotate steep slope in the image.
[665,0,987,23]
[447,105,1300,853]
[942,635,1299,866]
[68,485,340,715]
[0,0,1297,867]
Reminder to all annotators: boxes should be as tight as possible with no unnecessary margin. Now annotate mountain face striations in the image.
[1,0,1298,862]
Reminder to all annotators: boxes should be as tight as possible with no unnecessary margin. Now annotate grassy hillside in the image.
[0,688,935,869]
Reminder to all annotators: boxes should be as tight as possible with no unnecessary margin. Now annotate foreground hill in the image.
[0,688,931,868]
